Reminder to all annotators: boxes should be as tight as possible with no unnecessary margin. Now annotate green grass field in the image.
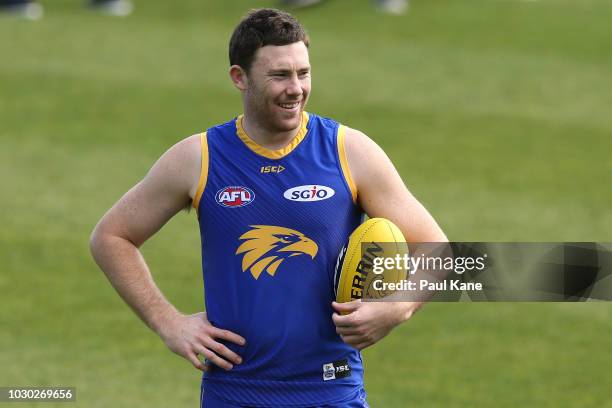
[1,0,612,406]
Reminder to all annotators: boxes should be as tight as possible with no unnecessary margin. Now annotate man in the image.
[90,8,446,407]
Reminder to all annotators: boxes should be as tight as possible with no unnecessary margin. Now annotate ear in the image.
[229,65,248,91]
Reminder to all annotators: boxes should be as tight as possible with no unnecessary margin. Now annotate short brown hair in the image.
[229,8,310,72]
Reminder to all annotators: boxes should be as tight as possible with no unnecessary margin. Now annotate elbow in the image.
[89,223,103,263]
[89,223,118,277]
[431,232,449,244]
[89,221,115,265]
[89,221,139,267]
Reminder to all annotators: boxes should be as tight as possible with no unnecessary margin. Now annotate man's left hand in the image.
[332,300,420,350]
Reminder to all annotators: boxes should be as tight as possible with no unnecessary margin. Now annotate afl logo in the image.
[283,185,335,202]
[216,186,255,208]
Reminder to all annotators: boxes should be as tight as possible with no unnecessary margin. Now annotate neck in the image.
[241,112,303,151]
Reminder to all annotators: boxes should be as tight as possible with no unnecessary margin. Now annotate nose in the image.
[286,74,303,97]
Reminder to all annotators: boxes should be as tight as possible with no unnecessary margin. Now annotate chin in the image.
[273,113,302,132]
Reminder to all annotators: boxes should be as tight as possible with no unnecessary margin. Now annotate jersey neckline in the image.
[235,112,310,160]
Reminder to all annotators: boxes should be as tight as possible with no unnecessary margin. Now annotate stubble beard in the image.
[245,89,303,134]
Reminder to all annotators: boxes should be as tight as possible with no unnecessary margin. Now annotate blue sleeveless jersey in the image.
[194,112,364,406]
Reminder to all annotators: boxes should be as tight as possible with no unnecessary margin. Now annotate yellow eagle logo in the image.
[236,225,318,279]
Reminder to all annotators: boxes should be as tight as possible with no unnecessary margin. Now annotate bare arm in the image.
[90,135,244,371]
[346,127,447,243]
[333,127,448,349]
[90,136,198,333]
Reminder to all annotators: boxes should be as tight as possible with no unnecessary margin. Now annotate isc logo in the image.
[335,364,349,373]
[283,185,335,202]
[216,186,255,208]
[260,165,285,174]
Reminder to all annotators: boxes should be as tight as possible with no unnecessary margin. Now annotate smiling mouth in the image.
[278,102,300,110]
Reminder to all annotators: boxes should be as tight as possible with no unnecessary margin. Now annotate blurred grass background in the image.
[1,0,611,406]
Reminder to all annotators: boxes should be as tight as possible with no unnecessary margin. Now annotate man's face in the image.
[243,41,311,133]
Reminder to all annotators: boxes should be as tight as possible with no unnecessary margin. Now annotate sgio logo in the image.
[216,186,255,208]
[283,185,335,202]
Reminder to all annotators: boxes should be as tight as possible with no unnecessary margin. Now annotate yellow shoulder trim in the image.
[192,132,209,213]
[337,125,358,204]
[235,112,309,159]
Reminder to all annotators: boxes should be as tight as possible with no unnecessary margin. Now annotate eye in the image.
[277,235,295,244]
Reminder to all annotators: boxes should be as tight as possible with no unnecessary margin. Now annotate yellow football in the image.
[334,218,409,304]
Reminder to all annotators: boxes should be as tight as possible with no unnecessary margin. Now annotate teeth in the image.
[280,103,299,109]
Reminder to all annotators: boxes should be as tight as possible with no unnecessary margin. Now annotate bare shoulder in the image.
[147,133,203,200]
[344,126,380,154]
[342,126,447,242]
[91,133,204,247]
[171,133,202,157]
[161,133,201,171]
[343,126,390,187]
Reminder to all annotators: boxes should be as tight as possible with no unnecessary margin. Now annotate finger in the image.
[335,325,361,336]
[210,327,246,346]
[332,300,361,314]
[339,334,363,347]
[332,312,356,328]
[354,341,373,351]
[197,347,234,371]
[186,351,206,371]
[203,338,243,365]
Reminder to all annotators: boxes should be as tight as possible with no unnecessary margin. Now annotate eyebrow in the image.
[268,67,311,74]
